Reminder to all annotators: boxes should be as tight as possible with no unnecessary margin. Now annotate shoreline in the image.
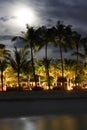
[0,90,87,100]
[0,90,87,118]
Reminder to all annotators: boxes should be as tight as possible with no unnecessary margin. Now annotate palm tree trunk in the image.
[59,44,64,89]
[17,71,20,90]
[1,71,4,91]
[45,43,50,90]
[27,75,30,89]
[75,46,79,86]
[30,43,37,86]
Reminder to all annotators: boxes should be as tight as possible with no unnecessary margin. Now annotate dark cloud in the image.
[0,35,13,40]
[38,0,87,35]
[0,17,9,22]
[0,16,17,22]
[0,0,87,34]
[0,0,87,58]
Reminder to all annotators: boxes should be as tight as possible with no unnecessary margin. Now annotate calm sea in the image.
[0,115,87,130]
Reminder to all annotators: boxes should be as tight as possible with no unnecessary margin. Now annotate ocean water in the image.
[0,115,87,130]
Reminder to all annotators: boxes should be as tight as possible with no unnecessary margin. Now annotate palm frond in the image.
[11,36,18,42]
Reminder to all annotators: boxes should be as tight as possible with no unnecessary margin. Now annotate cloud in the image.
[0,35,13,40]
[0,0,87,59]
[0,17,9,22]
[0,0,87,35]
[0,16,17,22]
[45,0,87,35]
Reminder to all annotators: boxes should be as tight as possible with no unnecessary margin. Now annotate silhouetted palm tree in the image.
[36,26,55,89]
[53,21,73,88]
[71,31,85,85]
[12,25,40,86]
[81,37,87,66]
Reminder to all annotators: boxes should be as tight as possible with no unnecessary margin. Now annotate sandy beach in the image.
[0,90,87,118]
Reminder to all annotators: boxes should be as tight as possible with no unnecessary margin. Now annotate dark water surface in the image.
[0,115,87,130]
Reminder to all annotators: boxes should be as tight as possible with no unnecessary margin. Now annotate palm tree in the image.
[52,59,64,85]
[81,37,87,66]
[64,59,76,76]
[71,31,85,85]
[35,59,46,83]
[22,60,33,88]
[0,60,8,91]
[53,21,73,89]
[40,58,52,88]
[12,25,40,87]
[36,26,55,89]
[9,45,29,90]
[0,44,10,91]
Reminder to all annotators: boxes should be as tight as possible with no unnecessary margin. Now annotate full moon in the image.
[13,6,37,27]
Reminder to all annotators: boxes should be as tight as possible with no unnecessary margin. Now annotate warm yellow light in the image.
[46,86,49,90]
[67,86,73,91]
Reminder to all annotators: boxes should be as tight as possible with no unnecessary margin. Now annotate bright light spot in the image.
[67,86,73,91]
[46,86,49,90]
[13,6,38,27]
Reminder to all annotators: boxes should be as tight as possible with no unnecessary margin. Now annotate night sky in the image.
[0,0,87,58]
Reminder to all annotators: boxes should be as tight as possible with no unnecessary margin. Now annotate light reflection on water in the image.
[0,115,87,130]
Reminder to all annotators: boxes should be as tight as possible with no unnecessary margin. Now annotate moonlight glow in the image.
[13,6,37,27]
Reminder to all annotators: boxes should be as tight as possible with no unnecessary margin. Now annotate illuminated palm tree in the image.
[22,60,33,88]
[0,44,10,91]
[64,59,76,76]
[35,59,46,83]
[9,45,29,90]
[40,58,52,88]
[51,59,63,84]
